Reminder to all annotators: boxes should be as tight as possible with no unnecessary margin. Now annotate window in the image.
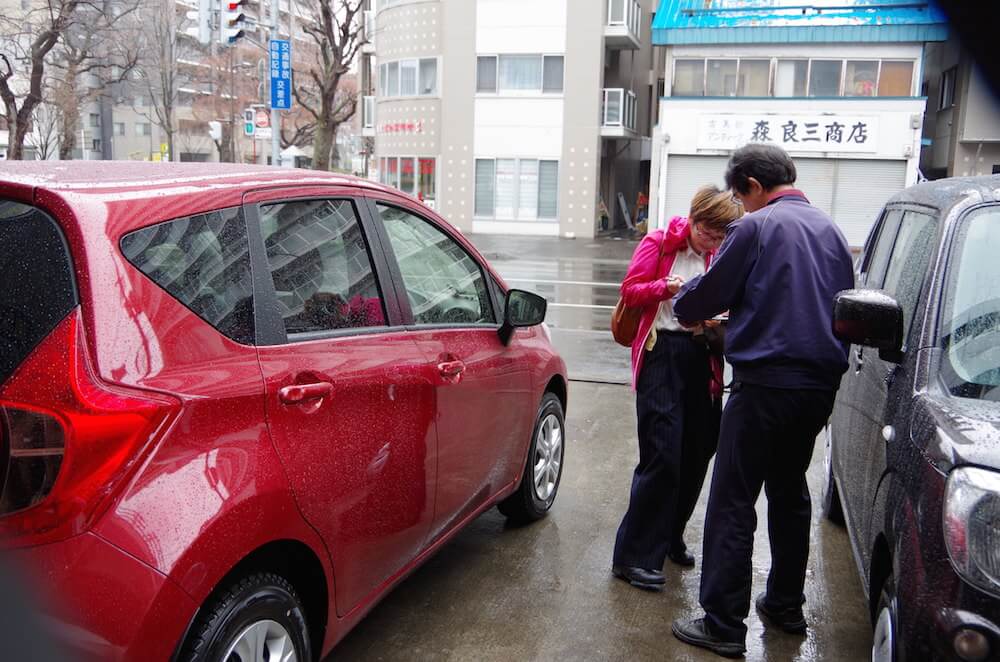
[91,139,101,152]
[399,157,415,195]
[89,113,100,127]
[377,204,495,325]
[477,56,497,93]
[259,199,386,335]
[387,61,399,97]
[845,60,878,97]
[809,60,843,96]
[419,58,437,95]
[673,59,704,96]
[114,122,126,136]
[134,95,144,107]
[399,59,418,96]
[861,208,903,287]
[738,59,770,96]
[120,207,255,344]
[418,158,436,203]
[775,60,807,97]
[940,206,1000,400]
[542,56,564,93]
[136,123,151,136]
[881,210,937,348]
[940,66,957,109]
[381,157,435,201]
[706,59,737,96]
[879,61,914,96]
[499,55,542,91]
[474,158,559,220]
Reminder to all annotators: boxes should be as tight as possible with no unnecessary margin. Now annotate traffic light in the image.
[220,0,247,46]
[243,109,255,137]
[184,0,211,45]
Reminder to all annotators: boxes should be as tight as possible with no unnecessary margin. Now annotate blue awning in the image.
[652,1,949,45]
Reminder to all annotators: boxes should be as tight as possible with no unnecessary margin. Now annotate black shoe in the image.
[671,617,746,658]
[611,565,666,591]
[667,547,695,567]
[755,593,807,634]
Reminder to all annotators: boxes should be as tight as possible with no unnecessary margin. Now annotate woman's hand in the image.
[665,274,685,297]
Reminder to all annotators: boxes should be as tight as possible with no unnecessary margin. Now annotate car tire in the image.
[822,425,845,525]
[498,392,565,524]
[178,572,311,662]
[871,571,898,662]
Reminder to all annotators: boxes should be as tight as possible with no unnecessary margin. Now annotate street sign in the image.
[269,39,292,110]
[253,108,272,141]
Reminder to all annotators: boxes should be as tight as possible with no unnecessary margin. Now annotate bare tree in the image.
[25,95,61,159]
[294,0,366,171]
[133,0,189,161]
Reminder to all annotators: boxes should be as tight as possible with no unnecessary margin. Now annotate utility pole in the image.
[270,0,280,167]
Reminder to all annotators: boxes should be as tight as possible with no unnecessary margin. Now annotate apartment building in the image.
[364,0,661,238]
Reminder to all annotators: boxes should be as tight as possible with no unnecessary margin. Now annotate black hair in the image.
[724,144,797,195]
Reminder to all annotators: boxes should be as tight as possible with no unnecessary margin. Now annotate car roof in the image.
[887,175,1000,212]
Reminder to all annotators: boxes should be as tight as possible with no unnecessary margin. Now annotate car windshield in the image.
[940,204,1000,401]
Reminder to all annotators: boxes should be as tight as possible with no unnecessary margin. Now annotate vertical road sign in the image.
[269,39,292,110]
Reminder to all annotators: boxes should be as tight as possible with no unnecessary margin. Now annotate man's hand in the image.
[665,274,685,297]
[703,319,721,329]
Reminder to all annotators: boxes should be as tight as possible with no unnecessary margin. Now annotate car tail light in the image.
[0,309,179,547]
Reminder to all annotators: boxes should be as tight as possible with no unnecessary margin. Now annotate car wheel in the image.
[871,572,898,662]
[822,425,845,525]
[498,392,565,524]
[179,572,311,662]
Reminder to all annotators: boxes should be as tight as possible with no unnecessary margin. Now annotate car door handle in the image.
[437,360,466,379]
[279,382,333,405]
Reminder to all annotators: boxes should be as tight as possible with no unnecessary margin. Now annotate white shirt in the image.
[655,241,706,332]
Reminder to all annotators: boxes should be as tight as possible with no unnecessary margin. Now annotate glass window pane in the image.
[259,200,386,335]
[518,160,539,220]
[387,61,399,96]
[879,61,914,96]
[882,211,937,347]
[419,58,437,95]
[775,60,807,97]
[475,159,495,217]
[477,56,497,93]
[419,158,436,203]
[863,209,903,287]
[809,60,843,96]
[499,55,542,91]
[673,59,704,96]
[120,208,255,344]
[379,64,387,96]
[387,157,399,189]
[738,59,770,96]
[845,60,878,97]
[400,60,418,96]
[538,160,559,219]
[400,157,416,195]
[377,204,495,325]
[543,56,564,93]
[495,159,516,218]
[706,60,737,96]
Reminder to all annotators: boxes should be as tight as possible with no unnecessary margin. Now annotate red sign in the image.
[255,109,270,128]
[378,120,424,135]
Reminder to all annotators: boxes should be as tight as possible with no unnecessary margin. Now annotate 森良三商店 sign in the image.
[697,115,880,153]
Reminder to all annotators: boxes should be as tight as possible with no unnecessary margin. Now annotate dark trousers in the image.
[613,332,721,570]
[699,381,836,642]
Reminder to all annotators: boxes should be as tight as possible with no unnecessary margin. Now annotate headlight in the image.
[944,466,1000,596]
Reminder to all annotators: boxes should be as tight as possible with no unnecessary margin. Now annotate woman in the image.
[612,185,742,591]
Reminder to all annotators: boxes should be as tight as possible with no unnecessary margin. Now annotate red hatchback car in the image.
[0,162,568,661]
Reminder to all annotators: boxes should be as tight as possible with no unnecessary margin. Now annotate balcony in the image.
[601,88,637,139]
[604,0,641,50]
[362,10,375,54]
[362,96,375,137]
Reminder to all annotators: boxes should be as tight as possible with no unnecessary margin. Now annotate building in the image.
[648,0,949,248]
[366,0,661,238]
[920,35,1000,180]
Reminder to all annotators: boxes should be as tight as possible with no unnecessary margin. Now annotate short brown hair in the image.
[689,185,742,233]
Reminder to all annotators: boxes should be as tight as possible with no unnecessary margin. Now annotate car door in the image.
[245,188,438,616]
[851,208,939,566]
[834,207,902,530]
[363,196,534,541]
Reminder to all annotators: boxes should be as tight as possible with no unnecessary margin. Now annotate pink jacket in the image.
[621,216,723,398]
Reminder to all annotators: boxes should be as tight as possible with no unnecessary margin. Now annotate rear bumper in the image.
[4,531,197,661]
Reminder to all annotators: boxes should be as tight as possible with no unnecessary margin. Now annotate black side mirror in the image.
[832,289,904,363]
[498,289,547,345]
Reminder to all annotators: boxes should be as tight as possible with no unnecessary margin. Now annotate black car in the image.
[826,175,1000,662]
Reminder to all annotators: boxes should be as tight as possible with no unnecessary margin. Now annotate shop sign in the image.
[697,114,879,153]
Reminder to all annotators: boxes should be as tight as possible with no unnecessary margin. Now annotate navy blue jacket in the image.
[674,190,855,390]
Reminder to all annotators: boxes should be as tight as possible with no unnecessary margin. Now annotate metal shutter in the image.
[661,155,728,222]
[791,158,836,218]
[831,159,907,248]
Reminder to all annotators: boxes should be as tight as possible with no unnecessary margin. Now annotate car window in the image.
[881,210,937,349]
[939,205,1000,400]
[259,199,387,337]
[376,203,496,326]
[121,207,255,345]
[861,208,903,288]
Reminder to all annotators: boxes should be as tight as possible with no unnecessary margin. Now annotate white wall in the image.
[474,98,564,158]
[476,0,567,54]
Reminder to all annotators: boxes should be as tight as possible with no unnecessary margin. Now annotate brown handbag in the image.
[611,233,667,347]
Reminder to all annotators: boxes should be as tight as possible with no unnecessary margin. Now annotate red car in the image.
[0,162,567,661]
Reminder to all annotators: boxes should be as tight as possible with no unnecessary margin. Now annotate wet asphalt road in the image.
[328,235,874,661]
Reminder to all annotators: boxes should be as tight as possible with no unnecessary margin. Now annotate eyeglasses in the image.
[692,223,727,245]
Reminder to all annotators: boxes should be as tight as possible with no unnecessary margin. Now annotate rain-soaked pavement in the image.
[329,235,874,661]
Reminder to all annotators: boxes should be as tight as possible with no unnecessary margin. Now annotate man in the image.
[670,144,855,658]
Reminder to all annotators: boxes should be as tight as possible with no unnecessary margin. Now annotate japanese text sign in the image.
[270,39,292,110]
[697,115,879,153]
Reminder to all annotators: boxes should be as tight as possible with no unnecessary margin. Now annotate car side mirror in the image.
[498,289,547,345]
[832,289,904,363]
